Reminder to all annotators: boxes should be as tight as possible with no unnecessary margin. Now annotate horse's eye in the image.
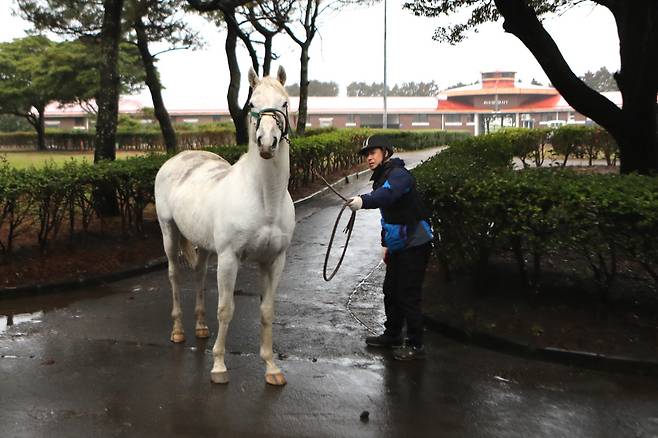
[248,102,254,109]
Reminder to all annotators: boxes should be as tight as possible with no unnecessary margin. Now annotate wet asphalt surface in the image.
[2,149,658,438]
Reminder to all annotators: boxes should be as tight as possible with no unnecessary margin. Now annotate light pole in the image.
[383,0,388,129]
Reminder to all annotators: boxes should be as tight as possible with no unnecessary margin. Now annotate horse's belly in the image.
[170,194,215,249]
[244,225,291,261]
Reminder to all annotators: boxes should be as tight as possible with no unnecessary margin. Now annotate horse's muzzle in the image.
[260,151,274,159]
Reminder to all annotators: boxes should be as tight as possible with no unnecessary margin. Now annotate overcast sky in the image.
[2,1,619,106]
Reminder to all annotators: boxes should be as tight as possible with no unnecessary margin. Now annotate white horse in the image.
[154,66,295,386]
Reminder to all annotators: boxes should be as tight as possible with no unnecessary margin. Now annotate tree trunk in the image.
[224,12,249,145]
[495,0,658,174]
[135,17,177,154]
[296,44,310,135]
[263,34,273,76]
[93,0,123,216]
[35,105,46,151]
[94,0,123,163]
[614,2,658,174]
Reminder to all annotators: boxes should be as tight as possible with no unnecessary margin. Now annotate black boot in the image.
[365,333,403,348]
[393,344,425,361]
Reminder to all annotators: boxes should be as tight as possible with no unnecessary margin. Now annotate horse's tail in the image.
[179,236,199,269]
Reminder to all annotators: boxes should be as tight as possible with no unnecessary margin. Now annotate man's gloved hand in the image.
[347,196,363,212]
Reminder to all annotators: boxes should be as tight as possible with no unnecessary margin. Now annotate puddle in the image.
[0,284,120,333]
[0,311,43,334]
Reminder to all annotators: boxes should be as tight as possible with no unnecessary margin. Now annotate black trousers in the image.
[382,242,431,347]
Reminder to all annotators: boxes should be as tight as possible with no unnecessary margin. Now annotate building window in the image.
[414,114,428,123]
[319,118,334,127]
[445,114,462,125]
[182,118,199,124]
[386,114,400,128]
[412,113,430,127]
[360,114,383,128]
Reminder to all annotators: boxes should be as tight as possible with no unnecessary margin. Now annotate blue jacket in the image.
[361,158,433,252]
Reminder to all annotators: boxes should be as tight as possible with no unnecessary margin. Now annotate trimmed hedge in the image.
[0,127,236,151]
[488,126,619,168]
[414,134,658,296]
[0,154,167,253]
[0,129,463,254]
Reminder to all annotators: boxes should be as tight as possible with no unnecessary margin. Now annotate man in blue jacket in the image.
[347,135,433,360]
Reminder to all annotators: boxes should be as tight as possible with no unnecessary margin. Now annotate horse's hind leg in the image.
[193,248,211,339]
[210,251,238,384]
[160,219,185,343]
[259,252,287,386]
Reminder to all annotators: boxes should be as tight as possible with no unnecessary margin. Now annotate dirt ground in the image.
[423,255,658,361]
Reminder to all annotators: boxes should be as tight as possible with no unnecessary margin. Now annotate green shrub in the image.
[0,128,459,254]
[414,132,658,295]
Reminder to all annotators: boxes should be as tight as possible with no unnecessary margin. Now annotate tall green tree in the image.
[17,0,125,162]
[390,81,439,96]
[0,36,100,150]
[346,81,387,97]
[0,36,54,151]
[580,66,619,92]
[346,81,439,96]
[286,80,339,96]
[0,114,32,132]
[405,0,658,175]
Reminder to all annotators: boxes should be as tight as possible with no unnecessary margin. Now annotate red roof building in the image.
[43,71,636,135]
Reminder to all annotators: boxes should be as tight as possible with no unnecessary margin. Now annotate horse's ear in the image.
[277,66,286,86]
[248,67,260,89]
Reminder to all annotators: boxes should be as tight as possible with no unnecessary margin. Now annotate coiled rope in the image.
[313,171,357,282]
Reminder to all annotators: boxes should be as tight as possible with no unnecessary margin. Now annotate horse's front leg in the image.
[259,252,287,386]
[210,251,238,384]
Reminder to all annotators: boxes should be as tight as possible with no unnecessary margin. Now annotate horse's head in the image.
[248,66,290,160]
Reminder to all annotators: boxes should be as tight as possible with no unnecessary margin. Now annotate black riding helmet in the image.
[358,134,394,159]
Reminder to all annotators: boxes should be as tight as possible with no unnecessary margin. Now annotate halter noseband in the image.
[250,102,290,140]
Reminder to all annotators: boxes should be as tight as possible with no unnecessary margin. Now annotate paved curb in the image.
[423,313,658,377]
[0,168,373,299]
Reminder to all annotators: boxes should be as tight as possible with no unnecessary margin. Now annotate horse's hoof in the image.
[195,327,210,339]
[211,371,229,384]
[265,372,287,386]
[170,332,185,343]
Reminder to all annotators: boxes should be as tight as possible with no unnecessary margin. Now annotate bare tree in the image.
[187,0,285,144]
[127,0,201,154]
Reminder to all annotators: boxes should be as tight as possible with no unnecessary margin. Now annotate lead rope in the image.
[313,170,357,282]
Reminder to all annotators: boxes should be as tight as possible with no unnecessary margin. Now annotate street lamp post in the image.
[383,0,388,129]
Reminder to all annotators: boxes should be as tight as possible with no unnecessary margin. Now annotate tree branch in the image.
[494,0,622,132]
[152,45,194,57]
[186,0,249,12]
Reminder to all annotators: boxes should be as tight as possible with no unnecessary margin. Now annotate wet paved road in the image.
[2,149,658,438]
